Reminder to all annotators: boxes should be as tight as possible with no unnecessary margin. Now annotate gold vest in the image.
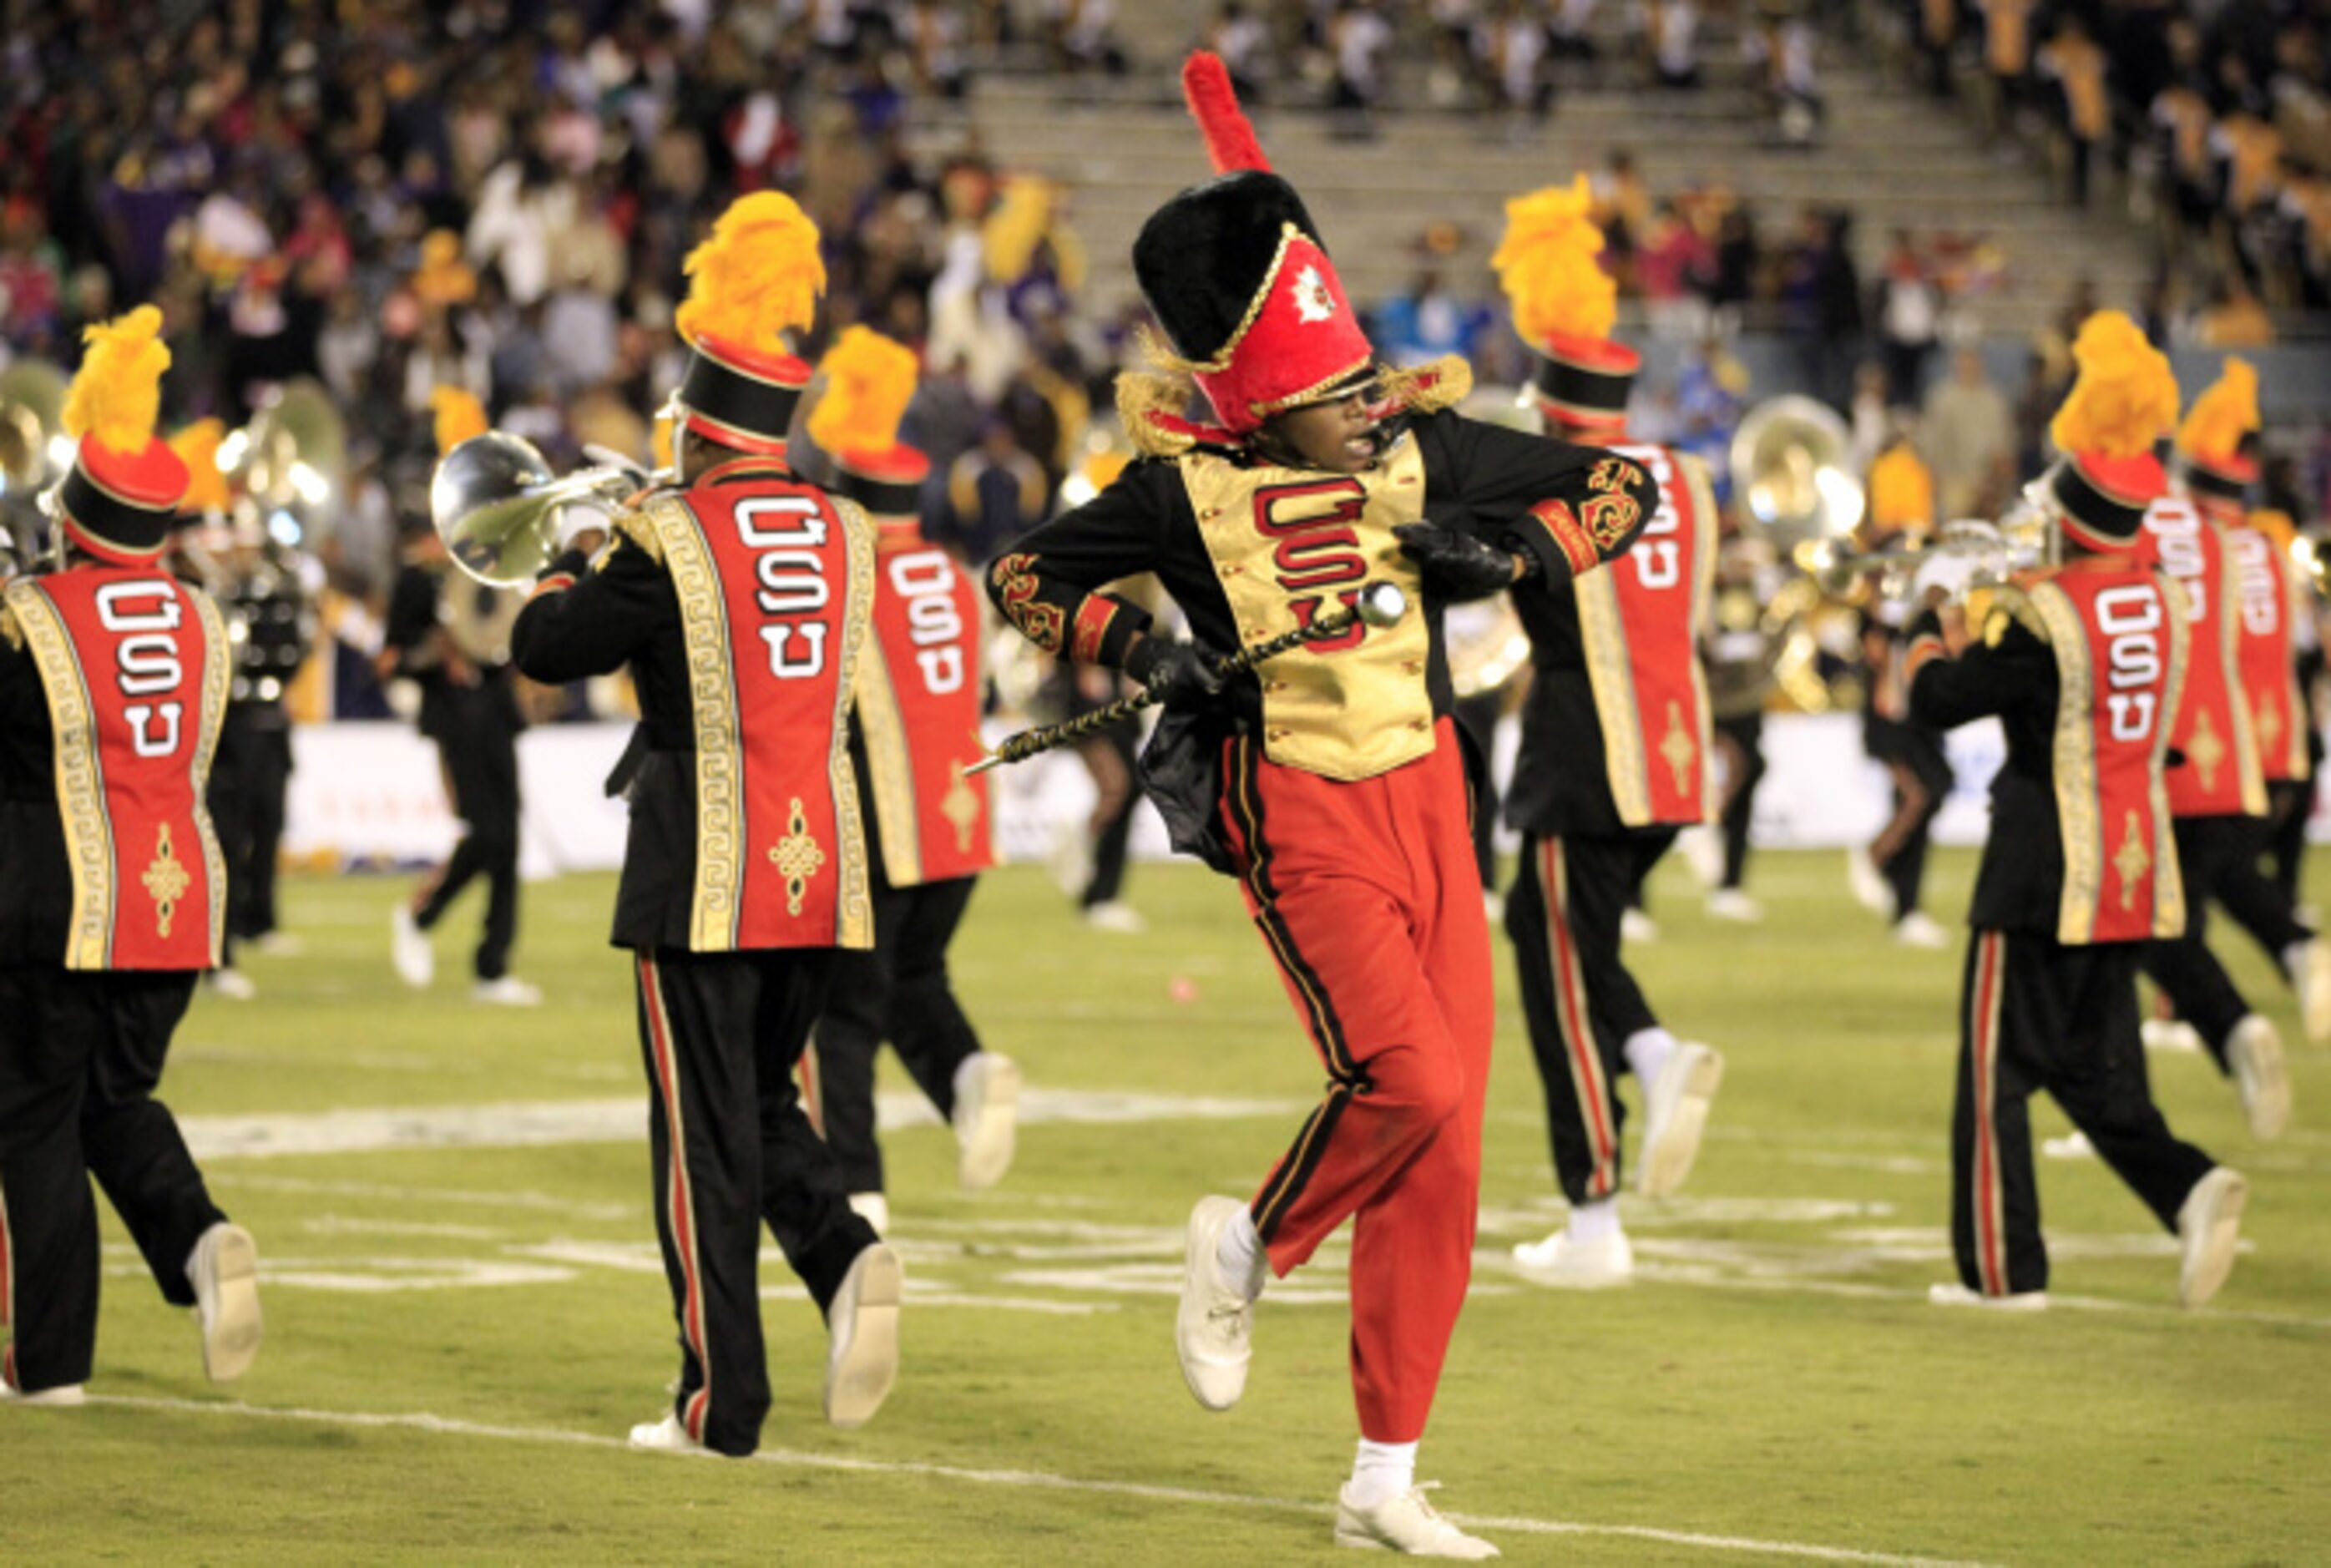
[1181,440,1435,781]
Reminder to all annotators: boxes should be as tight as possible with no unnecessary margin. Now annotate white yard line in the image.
[79,1394,1995,1566]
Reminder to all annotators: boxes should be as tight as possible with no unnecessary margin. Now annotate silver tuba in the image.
[1729,395,1863,551]
[429,432,656,588]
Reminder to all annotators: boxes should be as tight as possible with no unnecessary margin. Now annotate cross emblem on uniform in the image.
[2255,691,2283,761]
[2112,810,2151,912]
[769,797,825,917]
[941,761,982,852]
[2188,705,2225,793]
[1659,701,1696,796]
[142,822,192,938]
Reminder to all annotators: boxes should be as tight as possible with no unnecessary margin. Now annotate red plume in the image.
[1181,51,1271,175]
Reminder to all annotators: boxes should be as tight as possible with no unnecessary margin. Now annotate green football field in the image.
[7,848,2328,1565]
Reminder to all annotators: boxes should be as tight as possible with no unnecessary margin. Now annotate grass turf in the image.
[4,848,2327,1564]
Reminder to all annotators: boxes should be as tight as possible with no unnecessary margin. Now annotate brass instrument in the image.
[0,360,68,578]
[1795,516,2043,604]
[225,378,346,542]
[1729,396,1863,550]
[429,432,660,588]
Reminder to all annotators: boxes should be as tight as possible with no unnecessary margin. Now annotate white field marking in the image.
[301,1216,505,1240]
[211,1174,635,1221]
[243,1257,578,1292]
[180,1089,1307,1161]
[506,1240,1120,1316]
[78,1396,1997,1567]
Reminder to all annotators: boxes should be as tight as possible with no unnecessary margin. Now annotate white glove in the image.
[1909,549,1981,603]
[553,500,609,549]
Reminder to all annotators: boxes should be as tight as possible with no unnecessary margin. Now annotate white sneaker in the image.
[206,968,257,1002]
[2041,1130,2096,1160]
[1680,823,1725,890]
[1046,822,1094,898]
[1333,1484,1501,1559]
[0,1382,88,1406]
[1083,900,1148,935]
[187,1222,262,1383]
[952,1052,1022,1191]
[1848,847,1896,918]
[824,1242,903,1429]
[247,931,304,958]
[2226,1015,2291,1141]
[1894,911,1950,949]
[847,1191,891,1236]
[1927,1282,2049,1312]
[1636,1042,1723,1199]
[2283,939,2331,1044]
[391,905,433,989]
[1620,908,1659,944]
[1511,1229,1635,1287]
[626,1412,705,1452]
[2177,1167,2248,1309]
[1705,888,1763,923]
[2140,1019,2204,1054]
[1175,1196,1255,1411]
[473,976,543,1007]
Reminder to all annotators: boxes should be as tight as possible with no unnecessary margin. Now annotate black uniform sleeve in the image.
[509,539,679,684]
[1418,411,1659,589]
[981,461,1173,665]
[1907,609,2057,730]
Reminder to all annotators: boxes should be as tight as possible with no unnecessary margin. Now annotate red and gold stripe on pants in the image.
[639,954,714,1442]
[1968,932,2010,1297]
[1541,838,1620,1198]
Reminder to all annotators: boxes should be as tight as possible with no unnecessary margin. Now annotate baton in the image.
[966,580,1408,776]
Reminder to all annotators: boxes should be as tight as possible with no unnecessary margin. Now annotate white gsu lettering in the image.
[731,496,832,679]
[2143,500,2207,624]
[94,579,187,757]
[2230,532,2280,637]
[887,551,966,695]
[1616,445,1681,590]
[2096,584,2164,741]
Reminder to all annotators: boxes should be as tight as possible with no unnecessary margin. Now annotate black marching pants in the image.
[632,947,877,1457]
[1505,830,1676,1205]
[807,874,983,1195]
[0,969,224,1393]
[1714,712,1767,890]
[1953,931,2216,1297]
[2143,816,2271,1069]
[2215,783,2316,966]
[416,698,522,980]
[1873,723,1952,921]
[209,710,294,948]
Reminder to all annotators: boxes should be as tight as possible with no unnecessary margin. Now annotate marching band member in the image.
[510,194,903,1454]
[1909,312,2245,1312]
[794,328,1020,1234]
[983,56,1655,1557]
[382,388,538,1006]
[2136,358,2289,1140]
[1696,524,1780,921]
[1489,180,1726,1290]
[1852,439,1953,948]
[0,308,262,1401]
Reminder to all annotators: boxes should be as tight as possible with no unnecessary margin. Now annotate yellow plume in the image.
[1490,176,1616,348]
[431,386,488,456]
[983,178,1055,285]
[651,412,675,472]
[2177,357,2259,464]
[808,327,919,458]
[1868,443,1934,531]
[62,305,171,456]
[169,419,232,514]
[2050,310,2179,458]
[674,191,826,354]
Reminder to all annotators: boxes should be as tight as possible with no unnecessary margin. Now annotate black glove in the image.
[1123,635,1227,714]
[1393,524,1527,602]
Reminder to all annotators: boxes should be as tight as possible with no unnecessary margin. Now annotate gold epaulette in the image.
[612,503,671,565]
[1983,583,2049,648]
[1116,368,1200,459]
[1378,354,1474,417]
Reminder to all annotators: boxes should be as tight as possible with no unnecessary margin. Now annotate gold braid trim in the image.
[1984,583,2052,645]
[0,603,18,652]
[612,508,666,565]
[1115,367,1200,458]
[1378,354,1474,415]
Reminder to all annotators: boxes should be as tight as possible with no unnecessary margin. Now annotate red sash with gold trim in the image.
[2025,563,2187,945]
[2227,524,2309,782]
[3,569,229,970]
[2141,496,2263,817]
[1575,444,1716,827]
[632,472,875,952]
[857,538,995,886]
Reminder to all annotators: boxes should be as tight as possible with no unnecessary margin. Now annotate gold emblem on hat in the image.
[1293,265,1335,325]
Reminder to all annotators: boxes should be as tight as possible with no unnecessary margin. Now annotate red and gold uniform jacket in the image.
[855,522,994,887]
[0,564,230,969]
[1908,555,2187,944]
[1506,439,1717,837]
[512,457,877,953]
[2141,493,2264,818]
[2225,518,2310,783]
[981,410,1654,864]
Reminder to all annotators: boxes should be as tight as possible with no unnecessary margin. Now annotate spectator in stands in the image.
[1875,228,1940,405]
[2038,15,2110,207]
[1330,0,1394,133]
[1922,346,2015,520]
[1638,200,1716,340]
[1209,3,1272,103]
[1479,0,1555,124]
[940,418,1049,567]
[1646,0,1703,89]
[1978,0,2036,144]
[1044,0,1130,77]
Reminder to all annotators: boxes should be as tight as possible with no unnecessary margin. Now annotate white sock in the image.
[1566,1196,1623,1244]
[1623,1025,1676,1088]
[1214,1205,1268,1302]
[1347,1438,1418,1509]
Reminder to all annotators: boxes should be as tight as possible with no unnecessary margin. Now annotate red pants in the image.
[1218,721,1494,1444]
